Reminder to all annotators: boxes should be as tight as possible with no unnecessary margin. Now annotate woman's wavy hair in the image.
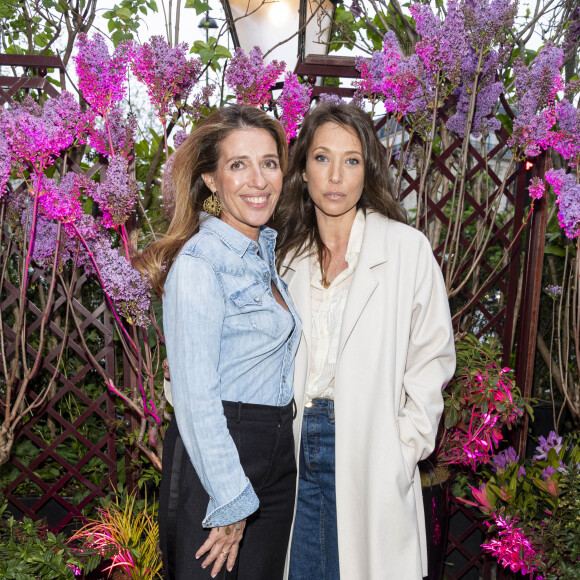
[273,102,407,269]
[133,105,288,297]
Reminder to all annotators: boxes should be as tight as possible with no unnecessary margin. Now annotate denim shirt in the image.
[163,214,301,528]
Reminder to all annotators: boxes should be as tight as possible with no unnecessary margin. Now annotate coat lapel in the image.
[337,213,389,360]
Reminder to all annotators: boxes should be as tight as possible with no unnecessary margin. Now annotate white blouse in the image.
[306,209,366,401]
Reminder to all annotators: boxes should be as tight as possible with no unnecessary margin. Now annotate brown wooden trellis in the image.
[0,56,120,532]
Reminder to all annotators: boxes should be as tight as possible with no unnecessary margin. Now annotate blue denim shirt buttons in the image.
[163,214,301,528]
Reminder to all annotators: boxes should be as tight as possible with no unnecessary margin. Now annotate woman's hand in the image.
[196,519,247,577]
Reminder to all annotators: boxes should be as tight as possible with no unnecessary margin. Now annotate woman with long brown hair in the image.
[273,102,456,580]
[136,105,301,580]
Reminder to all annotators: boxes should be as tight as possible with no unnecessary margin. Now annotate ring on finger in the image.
[220,551,229,559]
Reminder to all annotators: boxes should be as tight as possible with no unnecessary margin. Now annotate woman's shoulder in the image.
[366,212,431,252]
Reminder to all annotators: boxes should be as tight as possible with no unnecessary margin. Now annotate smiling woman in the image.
[133,105,302,580]
[202,128,283,240]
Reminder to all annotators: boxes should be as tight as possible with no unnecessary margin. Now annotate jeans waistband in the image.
[304,398,335,417]
[222,398,296,423]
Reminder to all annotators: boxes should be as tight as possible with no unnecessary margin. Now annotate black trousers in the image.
[159,399,297,580]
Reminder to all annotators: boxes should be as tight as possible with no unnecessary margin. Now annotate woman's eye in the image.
[230,161,243,170]
[264,159,279,169]
[346,157,360,165]
[315,154,328,162]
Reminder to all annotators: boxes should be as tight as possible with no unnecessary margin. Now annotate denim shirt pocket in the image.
[229,281,282,339]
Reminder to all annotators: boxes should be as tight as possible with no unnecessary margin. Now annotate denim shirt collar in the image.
[199,212,278,258]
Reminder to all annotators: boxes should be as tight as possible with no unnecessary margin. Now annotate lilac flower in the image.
[0,134,10,196]
[89,105,136,158]
[491,446,519,473]
[563,7,580,61]
[446,49,503,137]
[70,221,151,326]
[37,173,89,223]
[278,73,312,142]
[544,284,562,298]
[528,176,545,200]
[93,155,138,229]
[509,43,564,156]
[225,47,285,107]
[462,0,518,48]
[533,430,563,461]
[1,93,85,172]
[518,466,526,477]
[318,93,346,106]
[74,33,133,117]
[173,130,188,150]
[548,99,580,161]
[545,169,580,238]
[21,210,67,269]
[410,0,467,81]
[131,36,203,122]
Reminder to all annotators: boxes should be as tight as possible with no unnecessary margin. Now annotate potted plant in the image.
[420,334,529,580]
[70,488,162,580]
[463,431,580,578]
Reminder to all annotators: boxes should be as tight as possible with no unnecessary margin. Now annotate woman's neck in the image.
[315,208,357,255]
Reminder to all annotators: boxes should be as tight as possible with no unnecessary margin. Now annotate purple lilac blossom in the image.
[21,210,68,269]
[446,49,503,137]
[131,36,203,122]
[545,169,580,238]
[173,130,188,150]
[74,34,133,117]
[544,284,562,298]
[278,73,312,142]
[65,214,151,325]
[548,99,580,161]
[409,0,467,82]
[533,430,563,461]
[563,7,580,61]
[528,176,545,200]
[37,173,89,223]
[93,155,138,229]
[89,106,137,158]
[2,94,85,172]
[509,43,564,156]
[0,134,10,196]
[491,446,519,473]
[542,465,557,480]
[518,466,526,477]
[318,93,346,106]
[462,0,518,49]
[225,47,285,107]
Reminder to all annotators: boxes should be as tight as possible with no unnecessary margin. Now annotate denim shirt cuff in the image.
[202,479,259,528]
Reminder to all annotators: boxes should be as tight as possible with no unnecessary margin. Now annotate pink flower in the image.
[74,33,133,117]
[528,177,545,200]
[278,73,312,142]
[225,47,285,107]
[131,36,203,122]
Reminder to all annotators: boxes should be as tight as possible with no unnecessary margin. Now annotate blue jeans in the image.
[289,399,340,580]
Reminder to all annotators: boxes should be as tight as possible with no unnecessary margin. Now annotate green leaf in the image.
[184,0,210,13]
[544,245,566,257]
[115,6,132,19]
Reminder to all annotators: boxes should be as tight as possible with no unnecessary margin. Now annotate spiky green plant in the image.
[70,490,162,580]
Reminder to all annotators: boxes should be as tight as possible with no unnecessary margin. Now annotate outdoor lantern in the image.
[222,0,337,69]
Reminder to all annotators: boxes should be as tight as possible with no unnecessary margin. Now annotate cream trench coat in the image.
[282,212,456,580]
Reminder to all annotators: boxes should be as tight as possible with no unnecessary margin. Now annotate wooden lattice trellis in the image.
[0,56,121,532]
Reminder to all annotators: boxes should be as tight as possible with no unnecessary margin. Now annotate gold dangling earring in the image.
[203,191,222,217]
